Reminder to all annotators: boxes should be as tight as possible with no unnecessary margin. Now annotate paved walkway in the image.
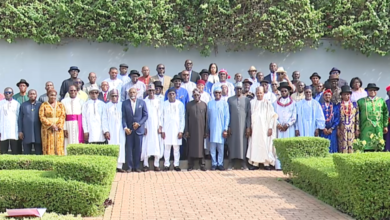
[85,170,352,220]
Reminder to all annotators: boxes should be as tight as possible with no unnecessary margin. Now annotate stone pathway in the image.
[85,170,352,220]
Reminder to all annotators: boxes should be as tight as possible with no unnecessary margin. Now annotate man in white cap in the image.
[141,84,163,172]
[82,88,106,144]
[247,66,257,84]
[103,89,126,172]
[207,86,229,171]
[227,82,251,170]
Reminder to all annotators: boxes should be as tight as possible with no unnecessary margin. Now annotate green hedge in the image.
[0,155,116,185]
[274,137,329,175]
[0,212,82,220]
[67,144,119,158]
[0,170,107,216]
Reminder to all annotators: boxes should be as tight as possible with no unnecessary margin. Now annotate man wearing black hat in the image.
[118,63,130,84]
[357,83,388,151]
[324,67,348,89]
[121,70,146,101]
[309,72,321,98]
[60,66,84,100]
[152,81,165,102]
[150,64,172,94]
[164,75,190,106]
[260,80,276,103]
[242,79,255,99]
[13,79,29,104]
[199,69,213,95]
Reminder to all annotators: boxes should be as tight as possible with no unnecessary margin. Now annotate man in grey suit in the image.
[179,59,200,83]
[18,89,42,154]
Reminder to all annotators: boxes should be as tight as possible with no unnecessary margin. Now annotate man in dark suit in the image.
[323,67,348,89]
[122,88,148,172]
[98,81,110,103]
[60,66,84,100]
[178,59,200,83]
[264,62,279,84]
[18,89,42,154]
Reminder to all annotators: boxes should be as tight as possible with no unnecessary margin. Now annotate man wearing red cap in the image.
[319,89,340,153]
[211,69,234,99]
[385,85,390,151]
[196,80,211,103]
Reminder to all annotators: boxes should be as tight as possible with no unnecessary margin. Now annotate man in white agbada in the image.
[247,86,278,170]
[104,67,123,92]
[273,82,297,170]
[103,89,126,172]
[260,80,277,103]
[295,86,325,137]
[141,84,163,172]
[0,87,20,154]
[82,88,106,144]
[161,88,185,172]
[62,85,85,154]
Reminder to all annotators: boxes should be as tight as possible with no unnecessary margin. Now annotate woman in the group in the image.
[39,89,66,155]
[207,63,219,84]
[350,77,367,102]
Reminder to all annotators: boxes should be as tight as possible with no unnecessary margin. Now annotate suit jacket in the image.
[122,98,148,136]
[264,73,279,83]
[179,70,200,83]
[150,75,173,94]
[98,91,111,103]
[18,101,42,144]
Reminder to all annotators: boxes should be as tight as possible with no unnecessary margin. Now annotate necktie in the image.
[103,92,107,102]
[273,73,276,81]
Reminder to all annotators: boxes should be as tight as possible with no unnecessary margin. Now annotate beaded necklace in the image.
[322,102,334,122]
[276,97,293,107]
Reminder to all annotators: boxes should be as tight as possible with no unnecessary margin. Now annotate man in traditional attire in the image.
[82,88,106,144]
[247,86,278,170]
[247,66,258,85]
[328,75,341,105]
[161,88,185,171]
[199,69,213,95]
[104,67,123,92]
[271,81,281,100]
[103,89,126,172]
[291,81,305,102]
[242,79,255,99]
[121,70,146,101]
[180,70,197,100]
[338,86,359,153]
[18,89,42,154]
[141,84,163,172]
[117,63,130,84]
[139,66,152,86]
[295,86,325,137]
[0,88,20,154]
[62,85,85,154]
[65,78,88,101]
[211,69,235,99]
[83,72,101,94]
[357,83,388,151]
[150,64,173,94]
[122,88,148,172]
[197,80,211,103]
[319,89,340,153]
[60,66,84,100]
[153,81,165,102]
[273,82,296,170]
[309,72,321,98]
[221,84,230,101]
[185,89,207,171]
[260,80,277,103]
[39,81,59,103]
[98,81,111,103]
[250,72,265,94]
[164,75,190,106]
[207,87,229,170]
[227,82,251,170]
[14,79,29,104]
[234,73,243,83]
[385,85,390,151]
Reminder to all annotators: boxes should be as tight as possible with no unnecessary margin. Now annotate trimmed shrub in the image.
[274,137,329,174]
[333,153,390,220]
[0,170,107,216]
[0,212,82,220]
[67,144,119,158]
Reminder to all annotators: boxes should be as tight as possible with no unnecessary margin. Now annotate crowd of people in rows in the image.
[0,60,389,173]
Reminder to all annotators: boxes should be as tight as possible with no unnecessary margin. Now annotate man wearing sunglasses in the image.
[149,64,172,95]
[64,78,88,101]
[0,88,20,154]
[82,88,106,144]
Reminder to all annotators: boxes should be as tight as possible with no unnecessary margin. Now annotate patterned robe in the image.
[385,99,390,151]
[319,102,340,153]
[39,102,66,155]
[357,97,389,150]
[338,101,359,153]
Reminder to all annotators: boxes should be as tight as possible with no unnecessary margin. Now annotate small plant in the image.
[370,133,385,151]
[352,139,366,153]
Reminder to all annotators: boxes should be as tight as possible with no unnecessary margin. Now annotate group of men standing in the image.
[0,61,389,173]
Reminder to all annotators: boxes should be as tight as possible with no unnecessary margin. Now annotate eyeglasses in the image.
[4,92,12,95]
[158,67,165,70]
[271,84,278,86]
[214,92,222,94]
[75,82,82,84]
[111,95,118,97]
[90,91,99,94]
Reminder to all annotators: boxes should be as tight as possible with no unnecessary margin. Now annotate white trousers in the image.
[164,145,180,167]
[143,156,160,167]
[117,163,123,169]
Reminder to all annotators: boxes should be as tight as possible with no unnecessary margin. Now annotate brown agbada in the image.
[185,100,208,158]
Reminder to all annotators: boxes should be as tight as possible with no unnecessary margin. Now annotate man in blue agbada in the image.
[319,89,340,153]
[164,75,189,106]
[207,86,229,171]
[295,86,325,137]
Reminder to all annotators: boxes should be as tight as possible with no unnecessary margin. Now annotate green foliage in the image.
[0,212,82,220]
[0,170,107,216]
[67,144,119,157]
[274,137,329,175]
[368,133,386,151]
[352,138,366,152]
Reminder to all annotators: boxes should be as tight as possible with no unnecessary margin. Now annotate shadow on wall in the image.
[0,39,388,98]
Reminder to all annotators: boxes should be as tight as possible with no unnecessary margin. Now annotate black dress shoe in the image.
[249,166,259,170]
[126,169,132,173]
[174,166,181,171]
[154,167,161,172]
[200,166,206,171]
[187,167,194,171]
[116,168,125,173]
[135,169,142,173]
[163,166,170,171]
[264,166,271,171]
[143,167,149,172]
[217,165,225,171]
